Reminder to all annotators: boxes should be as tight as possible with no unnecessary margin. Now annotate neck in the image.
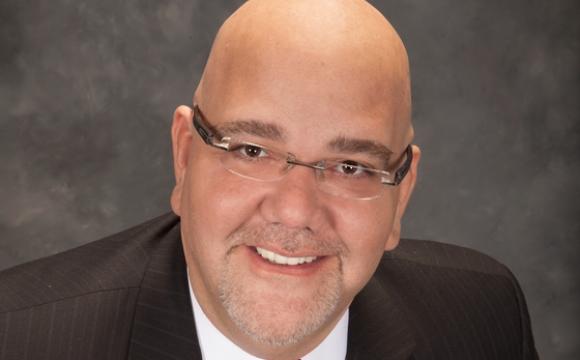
[227,313,346,360]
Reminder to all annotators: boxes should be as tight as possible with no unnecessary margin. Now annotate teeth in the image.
[255,247,317,266]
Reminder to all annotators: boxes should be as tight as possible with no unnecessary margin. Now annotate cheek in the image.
[335,195,397,250]
[183,159,264,248]
[180,159,266,291]
[333,194,398,291]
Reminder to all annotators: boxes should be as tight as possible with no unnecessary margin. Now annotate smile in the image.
[255,247,318,266]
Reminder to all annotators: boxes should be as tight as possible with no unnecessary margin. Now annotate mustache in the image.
[227,223,347,255]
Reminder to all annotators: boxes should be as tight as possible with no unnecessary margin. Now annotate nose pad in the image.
[285,158,326,182]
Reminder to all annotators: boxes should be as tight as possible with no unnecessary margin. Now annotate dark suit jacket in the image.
[0,213,538,359]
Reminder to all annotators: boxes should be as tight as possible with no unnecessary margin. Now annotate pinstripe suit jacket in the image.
[0,213,538,359]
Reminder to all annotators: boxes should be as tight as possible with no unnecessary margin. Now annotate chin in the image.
[218,260,343,347]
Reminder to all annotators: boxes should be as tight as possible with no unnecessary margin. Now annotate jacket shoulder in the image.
[373,239,538,359]
[385,238,511,276]
[0,213,180,313]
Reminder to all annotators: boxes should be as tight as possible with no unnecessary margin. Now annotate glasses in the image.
[192,105,413,200]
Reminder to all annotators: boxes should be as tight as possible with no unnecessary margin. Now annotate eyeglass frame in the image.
[191,104,413,192]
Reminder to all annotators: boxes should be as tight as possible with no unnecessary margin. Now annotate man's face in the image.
[170,5,417,354]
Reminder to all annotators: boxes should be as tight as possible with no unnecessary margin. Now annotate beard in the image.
[218,223,345,347]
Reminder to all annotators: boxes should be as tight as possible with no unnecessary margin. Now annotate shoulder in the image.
[383,238,511,276]
[0,212,180,313]
[376,238,520,307]
[371,239,538,359]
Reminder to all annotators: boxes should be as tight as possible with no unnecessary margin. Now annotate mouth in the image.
[255,246,318,266]
[242,245,335,277]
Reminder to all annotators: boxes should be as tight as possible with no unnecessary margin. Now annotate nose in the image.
[259,164,326,230]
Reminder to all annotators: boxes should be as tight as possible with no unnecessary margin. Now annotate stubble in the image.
[218,223,345,347]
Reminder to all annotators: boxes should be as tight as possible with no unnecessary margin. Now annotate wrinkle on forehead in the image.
[197,0,413,147]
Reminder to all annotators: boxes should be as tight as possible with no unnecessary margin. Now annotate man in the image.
[0,0,538,359]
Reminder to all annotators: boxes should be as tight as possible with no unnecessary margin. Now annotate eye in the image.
[235,144,268,159]
[335,160,369,177]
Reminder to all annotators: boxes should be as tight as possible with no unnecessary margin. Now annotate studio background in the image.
[1,0,578,359]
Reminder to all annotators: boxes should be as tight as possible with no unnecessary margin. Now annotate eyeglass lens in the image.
[220,141,388,199]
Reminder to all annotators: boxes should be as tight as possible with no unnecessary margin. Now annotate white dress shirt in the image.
[188,274,348,360]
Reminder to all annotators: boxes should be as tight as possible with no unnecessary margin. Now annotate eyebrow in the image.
[210,116,393,168]
[327,136,394,168]
[214,120,286,141]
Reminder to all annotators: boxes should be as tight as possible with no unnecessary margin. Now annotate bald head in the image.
[197,0,413,150]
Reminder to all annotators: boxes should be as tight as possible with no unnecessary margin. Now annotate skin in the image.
[170,0,421,359]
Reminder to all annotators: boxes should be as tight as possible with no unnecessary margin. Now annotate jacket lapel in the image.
[346,273,416,360]
[127,219,202,360]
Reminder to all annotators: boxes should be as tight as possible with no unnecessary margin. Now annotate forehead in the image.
[198,17,411,152]
[205,44,406,116]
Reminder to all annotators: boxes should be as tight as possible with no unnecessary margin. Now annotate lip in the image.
[243,245,330,277]
[250,243,330,258]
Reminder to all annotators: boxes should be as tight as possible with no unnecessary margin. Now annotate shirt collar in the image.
[188,272,348,360]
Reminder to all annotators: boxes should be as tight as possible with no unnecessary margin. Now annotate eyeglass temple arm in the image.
[192,105,231,151]
[192,105,216,145]
[391,145,413,185]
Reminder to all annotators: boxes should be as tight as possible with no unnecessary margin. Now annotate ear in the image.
[170,105,194,216]
[385,145,421,251]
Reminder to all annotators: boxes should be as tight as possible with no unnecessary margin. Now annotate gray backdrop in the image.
[1,0,578,359]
